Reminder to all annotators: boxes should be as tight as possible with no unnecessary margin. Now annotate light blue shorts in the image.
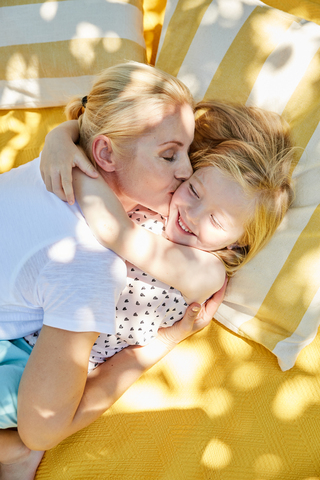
[0,338,33,429]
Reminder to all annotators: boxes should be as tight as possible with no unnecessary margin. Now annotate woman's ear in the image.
[92,135,116,172]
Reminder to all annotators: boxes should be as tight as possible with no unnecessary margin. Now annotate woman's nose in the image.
[175,154,193,181]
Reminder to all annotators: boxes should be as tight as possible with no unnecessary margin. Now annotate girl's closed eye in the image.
[211,215,223,229]
[189,182,199,198]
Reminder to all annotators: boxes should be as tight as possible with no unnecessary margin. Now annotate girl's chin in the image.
[165,229,190,246]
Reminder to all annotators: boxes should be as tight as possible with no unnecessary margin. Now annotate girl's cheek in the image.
[181,189,191,205]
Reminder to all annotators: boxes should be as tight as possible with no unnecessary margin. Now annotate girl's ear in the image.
[226,243,238,250]
[227,242,248,251]
[92,135,116,172]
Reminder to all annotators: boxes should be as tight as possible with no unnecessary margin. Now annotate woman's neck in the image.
[98,168,138,213]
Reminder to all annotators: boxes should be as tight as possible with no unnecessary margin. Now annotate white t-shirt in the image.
[0,156,126,340]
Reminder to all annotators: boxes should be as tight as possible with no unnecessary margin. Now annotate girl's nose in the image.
[185,206,198,227]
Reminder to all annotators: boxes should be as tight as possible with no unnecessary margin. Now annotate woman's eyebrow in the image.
[160,140,183,146]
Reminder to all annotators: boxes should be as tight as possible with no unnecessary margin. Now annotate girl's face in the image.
[112,103,195,216]
[165,166,254,252]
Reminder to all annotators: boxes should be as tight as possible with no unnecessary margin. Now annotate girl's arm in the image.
[18,288,226,451]
[40,120,98,205]
[73,170,226,305]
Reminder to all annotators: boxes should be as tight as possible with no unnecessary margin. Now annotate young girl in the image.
[41,100,295,371]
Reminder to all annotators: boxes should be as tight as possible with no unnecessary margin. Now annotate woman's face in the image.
[165,166,254,252]
[113,103,195,216]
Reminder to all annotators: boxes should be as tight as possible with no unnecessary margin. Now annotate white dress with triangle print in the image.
[89,207,188,371]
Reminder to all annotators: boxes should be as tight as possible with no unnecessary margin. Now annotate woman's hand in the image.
[40,120,98,205]
[157,277,227,349]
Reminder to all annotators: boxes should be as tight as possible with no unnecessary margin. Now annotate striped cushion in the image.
[156,0,320,370]
[0,0,146,109]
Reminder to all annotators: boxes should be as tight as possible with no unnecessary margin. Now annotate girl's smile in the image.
[177,214,194,235]
[165,166,255,252]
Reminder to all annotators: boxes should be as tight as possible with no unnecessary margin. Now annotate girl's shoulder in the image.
[128,206,166,235]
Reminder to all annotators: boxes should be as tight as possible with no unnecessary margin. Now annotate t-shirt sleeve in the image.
[37,244,127,335]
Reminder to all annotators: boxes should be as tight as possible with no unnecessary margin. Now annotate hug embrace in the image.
[0,62,294,480]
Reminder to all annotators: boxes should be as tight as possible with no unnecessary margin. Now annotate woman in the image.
[0,62,225,480]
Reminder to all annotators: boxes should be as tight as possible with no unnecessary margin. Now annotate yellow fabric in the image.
[1,0,320,478]
[143,0,167,64]
[0,107,65,172]
[36,322,320,479]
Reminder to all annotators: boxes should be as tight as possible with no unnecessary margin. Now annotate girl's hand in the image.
[40,120,98,205]
[157,277,227,349]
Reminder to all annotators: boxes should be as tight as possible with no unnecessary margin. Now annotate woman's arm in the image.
[17,286,226,451]
[74,170,226,305]
[40,120,98,205]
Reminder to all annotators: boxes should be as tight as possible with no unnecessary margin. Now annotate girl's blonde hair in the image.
[190,101,295,276]
[65,61,194,163]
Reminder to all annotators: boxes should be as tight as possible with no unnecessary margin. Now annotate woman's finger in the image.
[203,277,227,320]
[179,303,201,336]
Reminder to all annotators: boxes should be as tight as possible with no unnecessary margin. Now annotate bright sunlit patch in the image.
[40,0,58,21]
[103,36,122,53]
[205,387,233,418]
[295,346,320,373]
[0,147,15,172]
[48,238,76,263]
[0,111,41,172]
[201,3,219,25]
[201,439,232,469]
[254,453,283,476]
[75,216,110,250]
[117,383,174,412]
[218,0,243,22]
[169,345,207,385]
[70,38,99,67]
[272,375,320,420]
[178,72,200,98]
[6,53,39,81]
[74,22,102,40]
[230,362,263,390]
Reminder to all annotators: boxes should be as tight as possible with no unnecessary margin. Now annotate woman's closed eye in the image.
[161,149,176,162]
[163,155,176,162]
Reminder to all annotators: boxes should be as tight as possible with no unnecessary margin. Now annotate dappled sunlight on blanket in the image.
[0,107,65,172]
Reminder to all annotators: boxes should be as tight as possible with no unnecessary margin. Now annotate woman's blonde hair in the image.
[190,100,295,276]
[65,61,194,164]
